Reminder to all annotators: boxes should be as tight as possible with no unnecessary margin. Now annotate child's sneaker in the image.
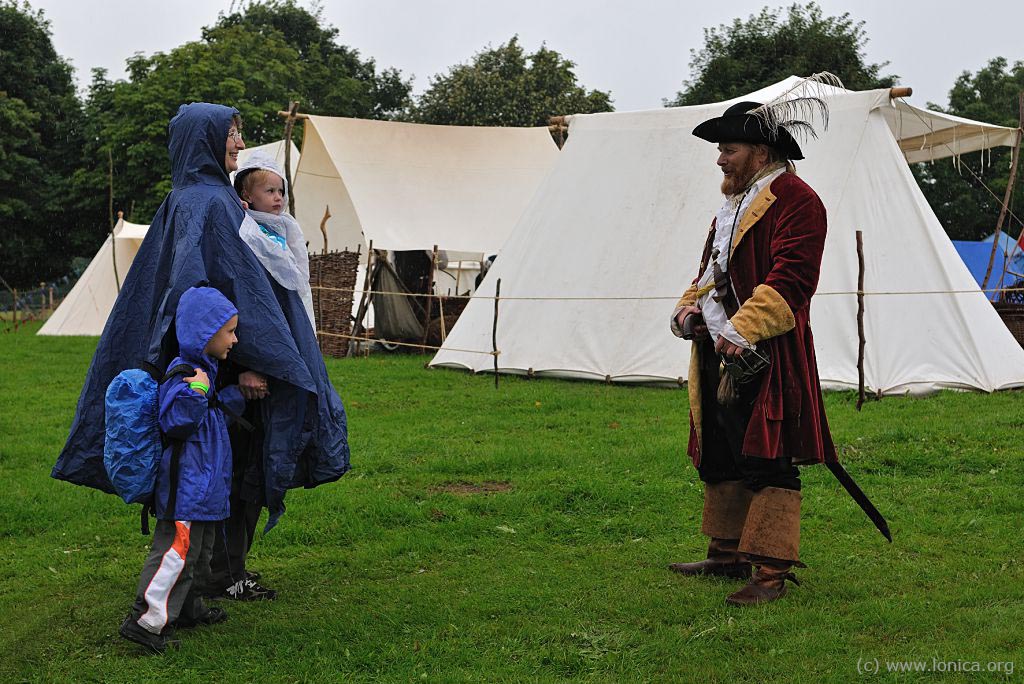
[222,577,277,601]
[174,605,228,629]
[119,615,180,654]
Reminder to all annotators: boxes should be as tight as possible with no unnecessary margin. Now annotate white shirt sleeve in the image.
[720,320,755,350]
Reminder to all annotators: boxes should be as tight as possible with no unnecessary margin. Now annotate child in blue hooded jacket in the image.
[120,286,246,654]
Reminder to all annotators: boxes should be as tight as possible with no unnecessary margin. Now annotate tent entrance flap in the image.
[370,260,425,341]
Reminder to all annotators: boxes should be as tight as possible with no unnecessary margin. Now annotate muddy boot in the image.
[669,480,753,579]
[726,486,803,606]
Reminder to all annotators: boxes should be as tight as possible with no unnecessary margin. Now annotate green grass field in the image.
[1,324,1021,682]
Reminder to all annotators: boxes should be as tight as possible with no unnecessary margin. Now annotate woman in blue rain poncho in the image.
[53,103,350,537]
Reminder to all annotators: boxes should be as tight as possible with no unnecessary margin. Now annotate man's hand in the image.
[714,335,745,359]
[676,306,708,340]
[238,370,269,400]
[184,368,210,390]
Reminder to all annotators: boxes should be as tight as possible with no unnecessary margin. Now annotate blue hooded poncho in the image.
[156,286,244,521]
[52,103,350,529]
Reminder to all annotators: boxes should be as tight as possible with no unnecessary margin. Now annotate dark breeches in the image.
[695,341,800,491]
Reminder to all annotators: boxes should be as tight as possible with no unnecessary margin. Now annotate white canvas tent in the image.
[40,141,298,337]
[431,78,1024,394]
[39,216,149,336]
[292,116,560,257]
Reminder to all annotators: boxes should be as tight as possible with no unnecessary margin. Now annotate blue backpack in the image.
[104,363,194,531]
[104,362,253,534]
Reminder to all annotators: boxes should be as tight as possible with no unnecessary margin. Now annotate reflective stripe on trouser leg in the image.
[138,521,191,633]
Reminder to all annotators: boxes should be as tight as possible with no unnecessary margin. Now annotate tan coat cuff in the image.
[730,284,795,345]
[670,285,700,337]
[675,284,699,309]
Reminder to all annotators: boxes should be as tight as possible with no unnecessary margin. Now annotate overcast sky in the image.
[29,0,1024,113]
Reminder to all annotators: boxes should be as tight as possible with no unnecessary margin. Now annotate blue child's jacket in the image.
[156,287,244,521]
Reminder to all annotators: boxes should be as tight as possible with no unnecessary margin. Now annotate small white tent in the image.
[40,141,299,337]
[431,78,1024,394]
[292,116,560,256]
[38,216,149,336]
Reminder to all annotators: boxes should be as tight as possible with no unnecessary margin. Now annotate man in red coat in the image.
[668,101,836,606]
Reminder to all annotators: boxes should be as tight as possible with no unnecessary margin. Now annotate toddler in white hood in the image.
[232,151,316,330]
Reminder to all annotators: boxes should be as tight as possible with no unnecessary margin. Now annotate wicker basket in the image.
[309,250,361,357]
[993,302,1024,349]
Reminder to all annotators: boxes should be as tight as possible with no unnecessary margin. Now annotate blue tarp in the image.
[953,235,1024,301]
[52,103,350,530]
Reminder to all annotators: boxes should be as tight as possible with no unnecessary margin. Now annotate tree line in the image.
[1,0,1021,287]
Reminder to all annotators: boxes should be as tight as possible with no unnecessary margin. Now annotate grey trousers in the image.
[130,519,217,634]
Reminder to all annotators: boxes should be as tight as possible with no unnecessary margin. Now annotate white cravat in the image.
[695,166,786,349]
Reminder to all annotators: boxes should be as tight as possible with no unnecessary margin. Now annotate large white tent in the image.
[292,116,560,256]
[431,78,1024,394]
[40,141,298,337]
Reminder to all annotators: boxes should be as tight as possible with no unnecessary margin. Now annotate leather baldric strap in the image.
[711,249,740,318]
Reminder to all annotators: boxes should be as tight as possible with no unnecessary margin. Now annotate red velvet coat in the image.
[680,172,837,466]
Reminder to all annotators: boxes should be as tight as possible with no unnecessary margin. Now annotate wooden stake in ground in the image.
[982,92,1023,294]
[856,230,867,411]
[438,296,447,342]
[492,278,501,389]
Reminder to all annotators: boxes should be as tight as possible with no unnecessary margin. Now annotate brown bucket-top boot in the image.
[726,486,803,606]
[669,480,753,579]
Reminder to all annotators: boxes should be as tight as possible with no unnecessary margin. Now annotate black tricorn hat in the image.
[692,101,804,160]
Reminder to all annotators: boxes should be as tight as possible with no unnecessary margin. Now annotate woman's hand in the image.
[238,370,269,400]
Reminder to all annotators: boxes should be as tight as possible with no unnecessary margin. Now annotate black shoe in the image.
[119,615,180,654]
[222,577,277,601]
[174,606,228,629]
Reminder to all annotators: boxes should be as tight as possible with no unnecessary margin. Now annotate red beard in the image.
[720,155,760,196]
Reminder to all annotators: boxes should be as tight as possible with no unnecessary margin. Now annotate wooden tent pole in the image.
[109,151,122,293]
[282,100,300,216]
[981,93,1024,295]
[111,208,122,294]
[856,230,867,411]
[548,115,568,149]
[492,278,501,389]
[351,240,374,354]
[421,245,438,352]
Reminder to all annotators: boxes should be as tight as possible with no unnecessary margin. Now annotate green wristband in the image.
[189,381,209,394]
